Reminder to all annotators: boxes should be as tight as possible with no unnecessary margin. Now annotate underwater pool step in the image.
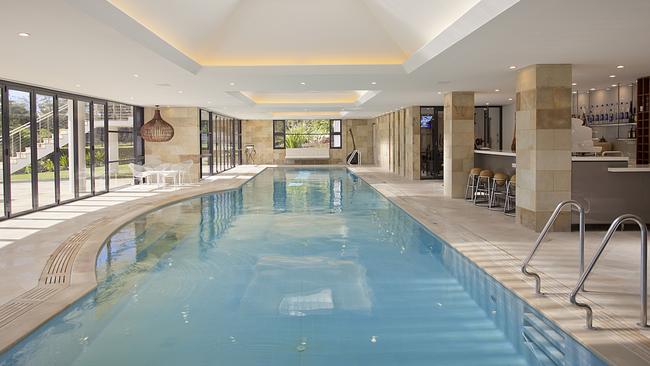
[522,325,565,366]
[523,312,565,352]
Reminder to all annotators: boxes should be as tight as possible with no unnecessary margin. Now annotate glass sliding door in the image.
[200,109,211,178]
[0,87,5,218]
[7,89,33,215]
[107,102,137,189]
[93,102,107,193]
[58,97,75,202]
[35,94,56,207]
[77,100,92,197]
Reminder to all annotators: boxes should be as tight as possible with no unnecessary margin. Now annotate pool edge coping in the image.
[348,167,650,366]
[0,165,271,355]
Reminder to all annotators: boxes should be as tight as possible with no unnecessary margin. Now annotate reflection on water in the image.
[0,168,528,366]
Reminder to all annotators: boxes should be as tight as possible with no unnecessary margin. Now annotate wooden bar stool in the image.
[465,168,482,200]
[473,170,493,205]
[504,174,516,216]
[489,172,509,210]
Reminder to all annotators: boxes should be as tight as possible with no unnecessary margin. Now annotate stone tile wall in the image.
[144,107,200,182]
[443,92,475,198]
[515,64,572,232]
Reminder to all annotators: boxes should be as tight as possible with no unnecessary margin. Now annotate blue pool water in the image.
[0,168,605,365]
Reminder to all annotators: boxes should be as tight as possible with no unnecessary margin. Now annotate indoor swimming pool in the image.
[0,168,605,365]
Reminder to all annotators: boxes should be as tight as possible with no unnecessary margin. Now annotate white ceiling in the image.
[1,0,649,120]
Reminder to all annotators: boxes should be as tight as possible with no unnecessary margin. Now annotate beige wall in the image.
[371,106,420,180]
[241,119,373,165]
[143,107,200,182]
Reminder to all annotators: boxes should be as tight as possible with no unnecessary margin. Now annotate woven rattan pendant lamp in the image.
[140,105,174,142]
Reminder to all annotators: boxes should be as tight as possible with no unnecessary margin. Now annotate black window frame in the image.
[273,119,286,149]
[330,119,342,149]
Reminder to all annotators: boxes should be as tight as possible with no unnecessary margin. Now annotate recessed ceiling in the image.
[107,0,482,66]
[240,91,371,105]
[1,0,649,120]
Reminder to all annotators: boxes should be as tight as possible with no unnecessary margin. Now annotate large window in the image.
[0,79,142,220]
[107,102,142,189]
[273,119,341,149]
[199,110,241,178]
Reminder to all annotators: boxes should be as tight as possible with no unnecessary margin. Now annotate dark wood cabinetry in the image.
[637,77,649,164]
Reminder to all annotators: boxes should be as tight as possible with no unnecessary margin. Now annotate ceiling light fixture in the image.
[437,91,442,95]
[509,65,516,70]
[177,90,183,94]
[229,82,235,86]
[572,82,577,86]
[75,84,81,88]
[371,82,377,85]
[609,75,616,78]
[508,98,513,101]
[17,32,30,37]
[590,88,596,91]
[140,105,174,142]
[494,89,500,92]
[617,65,624,69]
[300,82,306,85]
[572,91,577,94]
[611,84,618,87]
[485,102,490,106]
[133,73,139,78]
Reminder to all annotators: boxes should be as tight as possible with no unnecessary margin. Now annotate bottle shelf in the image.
[588,122,636,127]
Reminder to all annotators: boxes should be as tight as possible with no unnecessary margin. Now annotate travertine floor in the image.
[350,166,650,365]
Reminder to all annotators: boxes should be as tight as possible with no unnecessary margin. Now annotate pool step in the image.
[522,311,565,366]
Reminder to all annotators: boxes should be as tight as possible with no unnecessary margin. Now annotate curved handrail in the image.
[569,214,648,329]
[522,200,585,294]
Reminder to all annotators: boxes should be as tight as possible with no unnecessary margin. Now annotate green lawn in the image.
[9,165,132,182]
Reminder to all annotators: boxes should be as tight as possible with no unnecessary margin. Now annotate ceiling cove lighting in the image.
[17,32,30,37]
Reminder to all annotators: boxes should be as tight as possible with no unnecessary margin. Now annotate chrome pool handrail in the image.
[521,200,585,294]
[569,214,648,329]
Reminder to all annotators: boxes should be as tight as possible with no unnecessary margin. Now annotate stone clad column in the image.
[443,92,475,198]
[515,64,572,232]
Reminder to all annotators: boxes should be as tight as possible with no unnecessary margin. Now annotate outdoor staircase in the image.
[522,311,566,366]
[1,104,88,174]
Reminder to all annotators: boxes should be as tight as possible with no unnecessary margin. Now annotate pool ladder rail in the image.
[521,201,650,329]
[570,214,648,329]
[521,200,586,295]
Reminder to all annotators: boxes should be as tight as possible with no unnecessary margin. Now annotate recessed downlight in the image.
[177,90,184,94]
[508,98,513,101]
[571,82,577,86]
[133,73,139,78]
[508,65,517,70]
[494,89,500,92]
[17,32,30,37]
[437,91,442,95]
[611,84,618,87]
[371,81,377,85]
[75,84,81,88]
[229,82,235,86]
[589,88,596,91]
[300,82,306,85]
[609,74,616,78]
[572,91,577,94]
[485,102,490,106]
[616,65,624,69]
